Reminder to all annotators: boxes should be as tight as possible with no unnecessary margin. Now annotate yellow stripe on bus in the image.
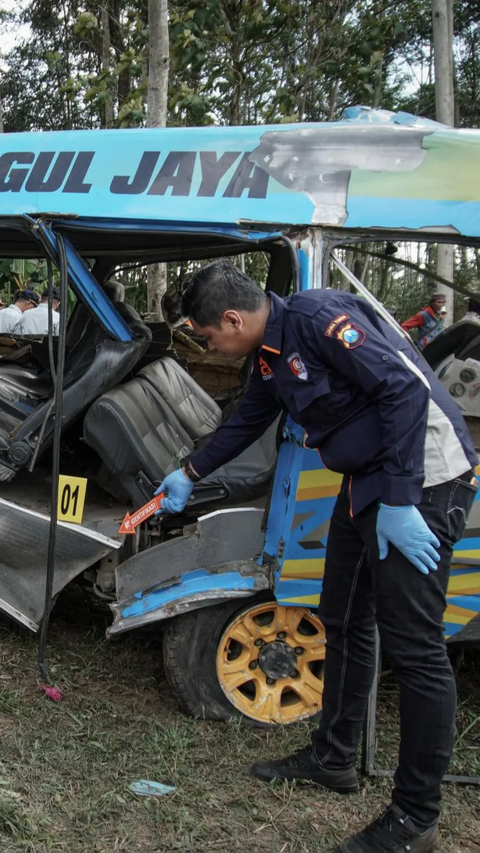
[447,573,480,594]
[443,612,474,625]
[444,603,479,619]
[281,559,325,579]
[296,469,343,501]
[277,593,321,606]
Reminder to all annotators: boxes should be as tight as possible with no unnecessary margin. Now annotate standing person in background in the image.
[0,290,39,335]
[20,286,60,336]
[401,293,446,350]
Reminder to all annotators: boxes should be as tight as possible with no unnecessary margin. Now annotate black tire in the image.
[163,596,266,722]
[162,593,325,725]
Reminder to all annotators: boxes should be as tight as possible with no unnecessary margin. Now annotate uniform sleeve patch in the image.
[336,323,366,349]
[258,356,273,379]
[287,352,308,380]
[325,313,349,337]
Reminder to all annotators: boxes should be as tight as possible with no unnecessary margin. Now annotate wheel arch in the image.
[107,563,270,636]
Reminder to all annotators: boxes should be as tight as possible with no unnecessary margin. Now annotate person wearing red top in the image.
[401,293,446,350]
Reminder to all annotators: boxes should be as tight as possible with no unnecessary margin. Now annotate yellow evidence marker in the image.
[57,475,88,524]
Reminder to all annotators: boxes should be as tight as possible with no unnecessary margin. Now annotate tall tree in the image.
[100,2,114,128]
[432,0,455,323]
[146,0,169,318]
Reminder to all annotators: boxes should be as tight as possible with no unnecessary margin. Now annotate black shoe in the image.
[250,745,358,793]
[327,804,439,852]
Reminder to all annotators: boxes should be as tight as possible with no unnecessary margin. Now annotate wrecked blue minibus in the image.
[0,106,479,726]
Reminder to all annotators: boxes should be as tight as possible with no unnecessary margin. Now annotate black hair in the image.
[13,289,39,305]
[182,260,267,327]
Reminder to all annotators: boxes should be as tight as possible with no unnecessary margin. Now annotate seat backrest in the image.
[0,365,51,399]
[83,376,194,506]
[5,338,148,474]
[65,281,130,351]
[103,279,125,303]
[62,299,151,391]
[423,321,480,370]
[137,357,222,440]
[114,302,152,342]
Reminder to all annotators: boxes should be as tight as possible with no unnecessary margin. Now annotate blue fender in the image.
[108,566,269,635]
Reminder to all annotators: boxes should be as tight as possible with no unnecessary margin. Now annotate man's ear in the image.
[223,309,243,329]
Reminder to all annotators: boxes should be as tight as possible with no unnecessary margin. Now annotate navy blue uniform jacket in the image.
[192,290,478,515]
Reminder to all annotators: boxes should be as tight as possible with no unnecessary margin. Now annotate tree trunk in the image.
[432,0,455,325]
[372,52,385,108]
[230,43,242,126]
[101,3,114,129]
[146,0,169,320]
[328,79,340,120]
[147,0,169,127]
[111,0,131,122]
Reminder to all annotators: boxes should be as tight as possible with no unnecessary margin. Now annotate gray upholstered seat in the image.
[84,357,279,508]
[138,357,222,440]
[84,374,194,506]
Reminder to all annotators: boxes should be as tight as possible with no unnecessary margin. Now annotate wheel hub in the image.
[258,640,297,680]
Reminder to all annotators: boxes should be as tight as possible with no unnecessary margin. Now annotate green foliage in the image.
[1,0,480,311]
[0,259,49,302]
[2,0,480,132]
[74,10,98,36]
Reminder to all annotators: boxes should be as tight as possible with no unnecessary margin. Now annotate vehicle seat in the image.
[104,279,125,303]
[65,279,126,350]
[137,357,222,439]
[0,365,51,400]
[114,302,152,342]
[423,321,480,370]
[83,358,279,509]
[0,302,151,477]
[83,374,195,505]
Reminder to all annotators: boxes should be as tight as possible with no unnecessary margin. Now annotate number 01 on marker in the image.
[57,475,88,524]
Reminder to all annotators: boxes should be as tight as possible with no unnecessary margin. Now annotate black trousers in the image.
[312,471,478,826]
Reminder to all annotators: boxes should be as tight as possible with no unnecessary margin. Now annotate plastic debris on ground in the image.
[40,685,63,702]
[129,780,176,797]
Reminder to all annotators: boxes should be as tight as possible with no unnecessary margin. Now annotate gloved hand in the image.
[376,503,441,575]
[155,469,193,514]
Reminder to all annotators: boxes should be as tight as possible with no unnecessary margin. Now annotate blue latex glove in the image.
[155,469,193,514]
[376,504,441,575]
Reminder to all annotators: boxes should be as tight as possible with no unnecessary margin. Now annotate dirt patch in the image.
[0,585,478,852]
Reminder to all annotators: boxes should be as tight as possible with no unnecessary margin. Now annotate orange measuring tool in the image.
[119,492,164,534]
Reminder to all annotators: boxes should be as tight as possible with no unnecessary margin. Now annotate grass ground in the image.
[0,585,478,853]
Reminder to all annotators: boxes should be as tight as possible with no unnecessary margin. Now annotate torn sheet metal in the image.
[109,565,269,635]
[114,507,267,601]
[0,496,120,630]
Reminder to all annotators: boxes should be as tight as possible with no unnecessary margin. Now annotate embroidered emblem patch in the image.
[325,313,349,337]
[336,323,366,349]
[287,352,308,380]
[258,356,273,379]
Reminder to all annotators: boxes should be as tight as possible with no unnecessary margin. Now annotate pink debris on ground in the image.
[40,685,63,702]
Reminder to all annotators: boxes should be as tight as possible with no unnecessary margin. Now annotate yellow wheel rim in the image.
[216,601,326,724]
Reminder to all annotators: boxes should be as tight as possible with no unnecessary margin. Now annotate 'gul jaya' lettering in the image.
[0,150,269,198]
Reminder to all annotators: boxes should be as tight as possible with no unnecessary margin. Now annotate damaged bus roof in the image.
[1,106,480,237]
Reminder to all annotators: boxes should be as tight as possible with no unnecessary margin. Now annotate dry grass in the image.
[0,584,477,853]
